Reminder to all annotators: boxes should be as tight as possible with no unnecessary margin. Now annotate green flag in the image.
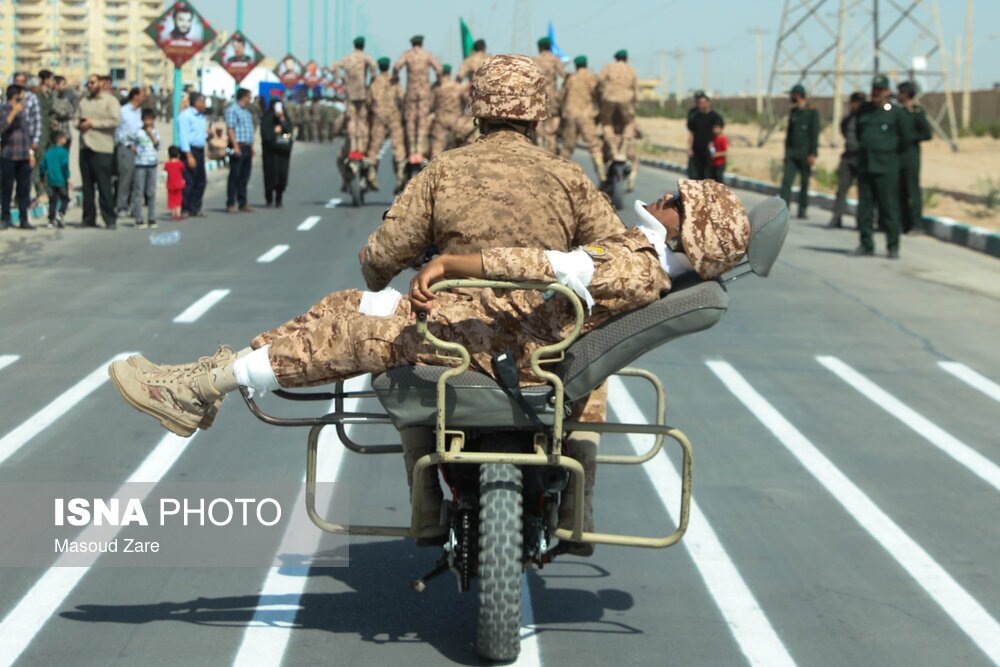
[460,18,474,59]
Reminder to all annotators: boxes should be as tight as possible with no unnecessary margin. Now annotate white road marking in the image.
[323,199,342,209]
[938,361,1000,403]
[817,356,1000,491]
[0,431,198,664]
[0,355,19,372]
[173,289,231,323]
[515,575,542,667]
[297,215,322,229]
[231,376,359,666]
[708,361,1000,666]
[0,353,136,467]
[256,244,290,264]
[608,377,796,667]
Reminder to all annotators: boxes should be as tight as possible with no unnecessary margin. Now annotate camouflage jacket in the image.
[457,51,489,81]
[393,47,443,95]
[332,50,377,102]
[598,61,638,105]
[562,69,599,117]
[534,51,567,113]
[362,129,625,291]
[368,73,403,119]
[433,78,468,118]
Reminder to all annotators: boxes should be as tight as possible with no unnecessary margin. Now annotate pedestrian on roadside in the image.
[686,92,722,180]
[710,120,728,182]
[260,98,293,208]
[165,146,186,220]
[130,108,160,229]
[40,130,70,228]
[0,85,37,230]
[897,80,932,234]
[33,70,56,202]
[225,87,256,213]
[178,92,208,217]
[74,74,121,229]
[779,84,820,219]
[11,73,41,171]
[827,91,866,229]
[116,87,146,217]
[51,76,75,152]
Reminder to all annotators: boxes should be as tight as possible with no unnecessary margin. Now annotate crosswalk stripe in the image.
[0,355,19,372]
[0,353,136,467]
[256,244,290,263]
[173,289,231,323]
[0,431,198,665]
[708,360,1000,665]
[817,356,1000,492]
[938,362,1000,403]
[297,215,322,230]
[608,377,796,667]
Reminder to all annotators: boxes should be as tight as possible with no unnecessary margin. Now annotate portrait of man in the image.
[226,34,252,65]
[146,1,214,67]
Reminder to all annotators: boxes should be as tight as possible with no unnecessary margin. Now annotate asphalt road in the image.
[0,139,998,667]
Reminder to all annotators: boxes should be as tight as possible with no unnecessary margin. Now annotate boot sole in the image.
[127,355,222,429]
[108,361,199,438]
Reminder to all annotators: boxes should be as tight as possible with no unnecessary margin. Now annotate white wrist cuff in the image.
[233,345,280,398]
[544,248,596,311]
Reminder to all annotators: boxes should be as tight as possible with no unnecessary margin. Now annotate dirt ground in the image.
[636,117,1000,232]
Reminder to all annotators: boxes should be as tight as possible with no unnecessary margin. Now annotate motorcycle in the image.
[342,150,369,207]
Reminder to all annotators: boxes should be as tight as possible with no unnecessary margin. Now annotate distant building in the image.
[638,79,662,102]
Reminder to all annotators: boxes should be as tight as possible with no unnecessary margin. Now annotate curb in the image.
[638,156,1000,260]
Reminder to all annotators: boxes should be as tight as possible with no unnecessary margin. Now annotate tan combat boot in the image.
[109,359,226,437]
[127,346,237,429]
[394,161,407,193]
[626,166,637,193]
[558,433,598,557]
[366,163,380,191]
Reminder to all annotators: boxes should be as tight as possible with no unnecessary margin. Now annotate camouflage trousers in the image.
[367,112,407,166]
[344,100,370,154]
[429,113,476,159]
[560,112,602,164]
[536,113,562,154]
[600,100,636,162]
[403,90,433,156]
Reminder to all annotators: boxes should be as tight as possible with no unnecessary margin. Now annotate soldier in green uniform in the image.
[779,84,820,219]
[897,81,933,233]
[851,74,913,259]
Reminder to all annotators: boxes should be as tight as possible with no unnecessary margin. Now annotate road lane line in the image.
[173,289,231,323]
[608,377,796,667]
[0,431,198,664]
[324,199,342,209]
[817,356,1000,491]
[516,575,541,667]
[0,355,19,372]
[297,215,322,230]
[0,353,136,467]
[938,362,1000,403]
[256,244,290,264]
[708,361,1000,665]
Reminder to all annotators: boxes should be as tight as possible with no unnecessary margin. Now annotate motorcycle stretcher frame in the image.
[241,279,693,550]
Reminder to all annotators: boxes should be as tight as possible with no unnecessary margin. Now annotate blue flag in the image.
[547,21,567,61]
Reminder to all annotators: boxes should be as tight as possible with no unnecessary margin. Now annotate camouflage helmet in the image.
[468,54,548,121]
[677,179,750,279]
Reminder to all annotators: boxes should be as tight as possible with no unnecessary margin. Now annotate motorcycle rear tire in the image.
[350,174,363,207]
[610,165,626,211]
[476,463,523,662]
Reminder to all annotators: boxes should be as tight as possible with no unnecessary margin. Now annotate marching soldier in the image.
[367,57,407,191]
[597,49,639,189]
[533,36,566,154]
[779,84,820,219]
[429,65,475,159]
[393,35,444,163]
[851,74,913,259]
[897,80,933,233]
[560,55,603,179]
[332,36,378,154]
[307,99,321,143]
[457,39,489,82]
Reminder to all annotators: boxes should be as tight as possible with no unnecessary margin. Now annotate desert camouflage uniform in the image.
[560,68,602,169]
[598,60,639,161]
[332,50,378,152]
[306,101,321,142]
[317,102,334,142]
[457,51,489,82]
[393,47,443,156]
[367,72,406,168]
[429,77,474,158]
[533,51,567,153]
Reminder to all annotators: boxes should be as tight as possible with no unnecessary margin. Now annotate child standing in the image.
[164,145,186,220]
[710,121,728,183]
[40,131,70,228]
[130,109,161,229]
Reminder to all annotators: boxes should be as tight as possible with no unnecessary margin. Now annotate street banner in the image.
[144,1,217,68]
[275,54,305,90]
[302,61,324,89]
[212,31,265,84]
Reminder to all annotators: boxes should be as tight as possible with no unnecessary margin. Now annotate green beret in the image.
[377,57,390,69]
[614,49,628,59]
[473,39,486,51]
[537,37,551,49]
[411,34,424,45]
[574,55,587,67]
[790,83,806,96]
[871,74,890,89]
[353,36,365,48]
[442,64,452,75]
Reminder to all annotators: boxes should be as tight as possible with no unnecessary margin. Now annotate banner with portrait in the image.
[302,61,324,89]
[144,1,217,68]
[212,31,265,84]
[275,54,305,90]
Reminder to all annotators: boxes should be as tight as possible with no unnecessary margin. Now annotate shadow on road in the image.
[59,540,638,664]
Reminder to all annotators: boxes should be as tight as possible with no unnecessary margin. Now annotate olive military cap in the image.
[442,64,452,75]
[537,37,551,49]
[411,35,424,45]
[353,36,365,48]
[574,55,588,67]
[871,74,890,89]
[377,57,390,70]
[614,49,628,59]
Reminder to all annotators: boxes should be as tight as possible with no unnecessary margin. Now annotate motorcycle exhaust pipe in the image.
[535,466,570,494]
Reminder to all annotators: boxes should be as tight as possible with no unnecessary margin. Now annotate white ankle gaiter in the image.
[232,345,280,398]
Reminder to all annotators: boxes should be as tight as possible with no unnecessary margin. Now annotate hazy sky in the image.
[190,0,1000,95]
